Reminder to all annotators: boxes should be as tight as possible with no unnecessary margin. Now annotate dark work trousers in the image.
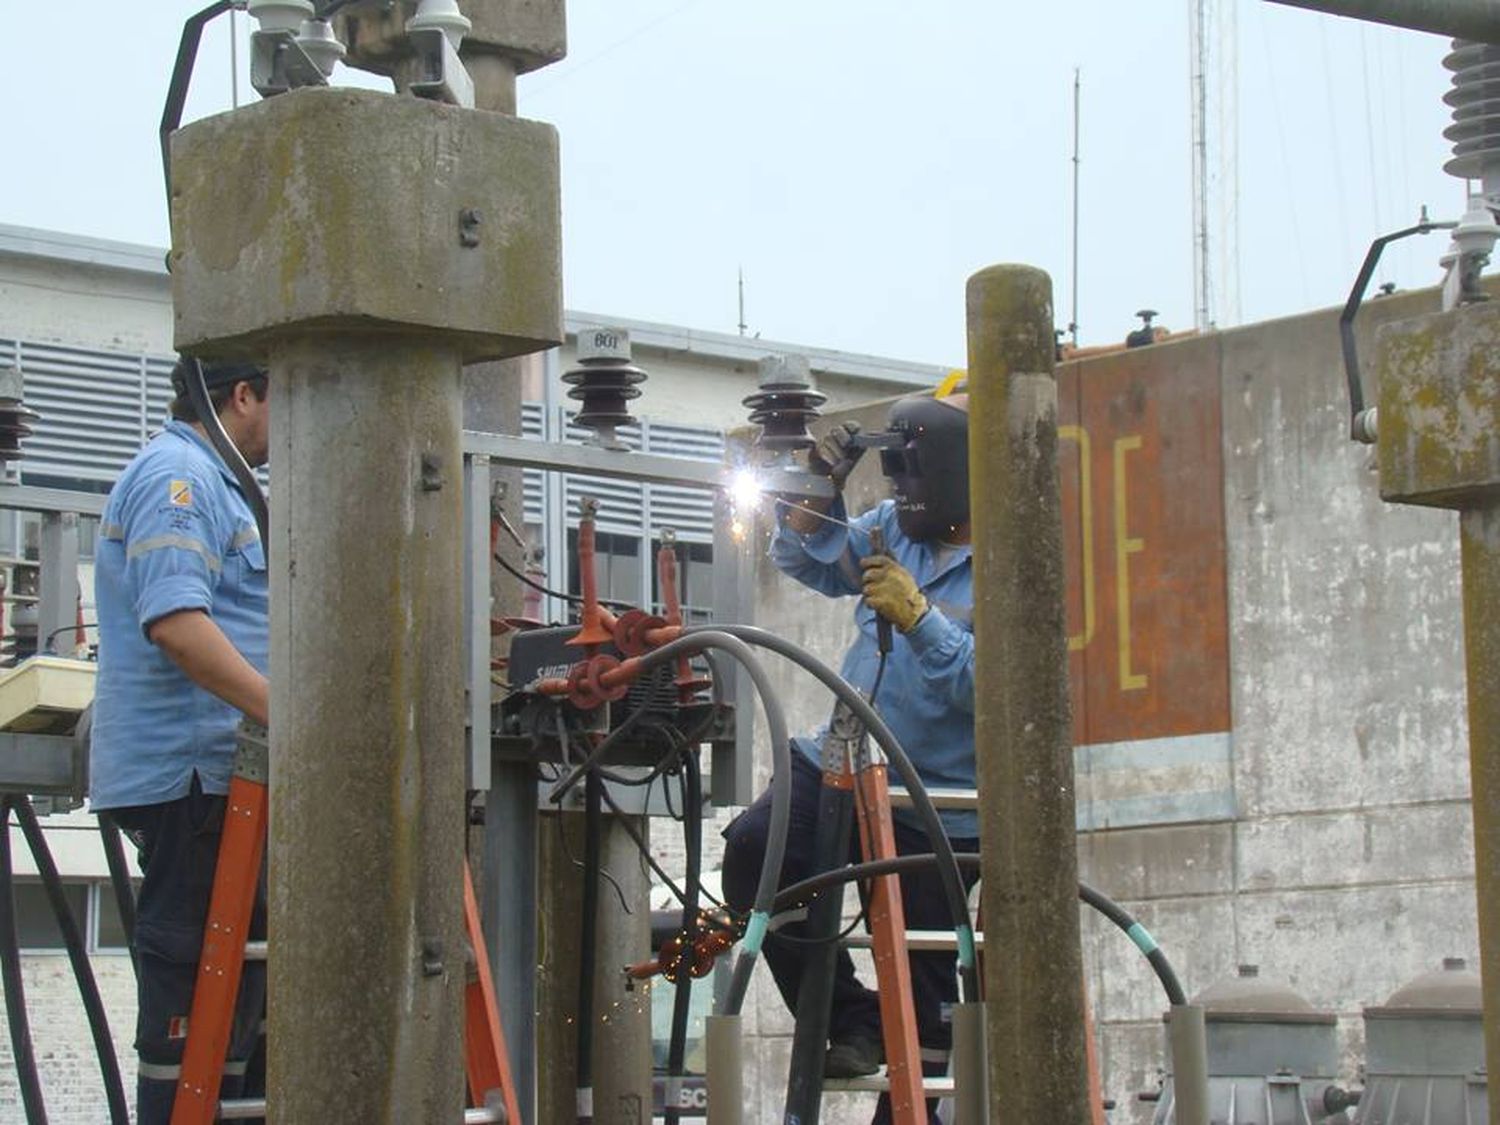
[722,750,980,1125]
[106,773,267,1125]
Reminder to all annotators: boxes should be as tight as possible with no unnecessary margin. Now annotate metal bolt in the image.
[459,207,483,247]
[422,939,445,977]
[420,452,445,492]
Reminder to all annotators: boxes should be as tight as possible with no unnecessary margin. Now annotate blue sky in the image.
[1,2,1464,367]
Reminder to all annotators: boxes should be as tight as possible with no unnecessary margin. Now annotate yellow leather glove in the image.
[860,555,928,633]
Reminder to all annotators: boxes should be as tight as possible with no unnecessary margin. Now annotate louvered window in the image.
[0,339,174,489]
[517,403,725,621]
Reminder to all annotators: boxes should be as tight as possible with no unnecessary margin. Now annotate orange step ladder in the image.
[169,726,522,1124]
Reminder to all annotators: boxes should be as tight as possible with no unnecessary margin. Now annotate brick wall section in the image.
[0,954,137,1123]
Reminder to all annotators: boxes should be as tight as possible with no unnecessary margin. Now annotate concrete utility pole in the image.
[965,266,1091,1121]
[1264,0,1500,41]
[170,40,563,1123]
[1377,304,1500,1110]
[329,7,569,1119]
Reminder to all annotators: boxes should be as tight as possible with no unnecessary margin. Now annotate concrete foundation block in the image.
[336,0,566,76]
[170,87,561,362]
[1377,303,1500,508]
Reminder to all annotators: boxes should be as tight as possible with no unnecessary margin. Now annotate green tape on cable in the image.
[741,911,770,956]
[956,925,978,971]
[1126,922,1158,956]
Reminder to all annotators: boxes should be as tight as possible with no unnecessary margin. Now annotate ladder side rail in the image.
[853,765,925,1125]
[170,772,268,1125]
[462,862,522,1124]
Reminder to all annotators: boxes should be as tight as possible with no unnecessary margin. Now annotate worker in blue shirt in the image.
[90,358,270,1124]
[722,393,978,1125]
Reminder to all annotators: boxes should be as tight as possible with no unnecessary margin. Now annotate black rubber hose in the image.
[1077,885,1186,1007]
[683,624,978,1002]
[575,770,603,1121]
[624,632,790,1017]
[15,799,129,1124]
[186,358,271,554]
[97,816,137,966]
[0,797,47,1124]
[662,752,703,1125]
[1339,219,1454,437]
[160,2,236,202]
[769,853,1188,1008]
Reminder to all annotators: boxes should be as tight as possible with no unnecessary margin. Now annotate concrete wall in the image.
[738,289,1478,1122]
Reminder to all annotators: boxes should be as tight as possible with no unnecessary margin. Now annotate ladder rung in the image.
[216,1099,505,1122]
[244,941,268,962]
[822,1075,957,1096]
[887,787,977,811]
[217,1099,266,1120]
[843,929,985,952]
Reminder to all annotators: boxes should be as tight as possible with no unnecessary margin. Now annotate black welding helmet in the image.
[878,394,970,542]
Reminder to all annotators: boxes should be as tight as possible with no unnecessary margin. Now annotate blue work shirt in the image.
[89,420,268,811]
[770,497,977,838]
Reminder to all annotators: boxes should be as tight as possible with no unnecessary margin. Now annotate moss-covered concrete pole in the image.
[965,265,1091,1122]
[170,83,562,1120]
[1379,302,1500,1100]
[330,9,571,1120]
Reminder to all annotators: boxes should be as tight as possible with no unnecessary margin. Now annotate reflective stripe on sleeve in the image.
[125,535,222,573]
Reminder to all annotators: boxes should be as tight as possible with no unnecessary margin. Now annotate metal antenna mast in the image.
[1191,0,1213,330]
[1071,68,1082,347]
[737,266,748,336]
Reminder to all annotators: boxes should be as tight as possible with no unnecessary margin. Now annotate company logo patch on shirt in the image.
[168,479,193,508]
[167,1015,189,1040]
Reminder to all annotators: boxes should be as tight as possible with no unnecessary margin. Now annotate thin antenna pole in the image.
[737,267,747,336]
[1190,0,1213,330]
[230,7,240,108]
[1070,68,1081,348]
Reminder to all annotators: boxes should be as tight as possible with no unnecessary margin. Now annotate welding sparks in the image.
[726,469,766,543]
[729,469,764,514]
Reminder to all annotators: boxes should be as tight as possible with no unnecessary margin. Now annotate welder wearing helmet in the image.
[722,393,977,1125]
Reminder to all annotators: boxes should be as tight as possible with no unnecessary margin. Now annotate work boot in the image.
[823,1034,883,1078]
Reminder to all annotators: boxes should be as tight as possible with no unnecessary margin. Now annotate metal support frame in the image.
[0,732,87,798]
[0,484,107,519]
[462,429,834,500]
[465,454,493,790]
[38,512,79,657]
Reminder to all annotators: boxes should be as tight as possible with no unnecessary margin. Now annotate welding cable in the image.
[547,666,676,804]
[14,798,129,1124]
[662,750,704,1125]
[160,2,238,203]
[0,798,47,1124]
[42,622,97,653]
[769,854,1187,1008]
[625,632,791,1017]
[684,624,978,1002]
[593,783,714,913]
[553,718,630,915]
[185,359,271,553]
[97,816,137,958]
[493,551,635,613]
[575,770,604,1122]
